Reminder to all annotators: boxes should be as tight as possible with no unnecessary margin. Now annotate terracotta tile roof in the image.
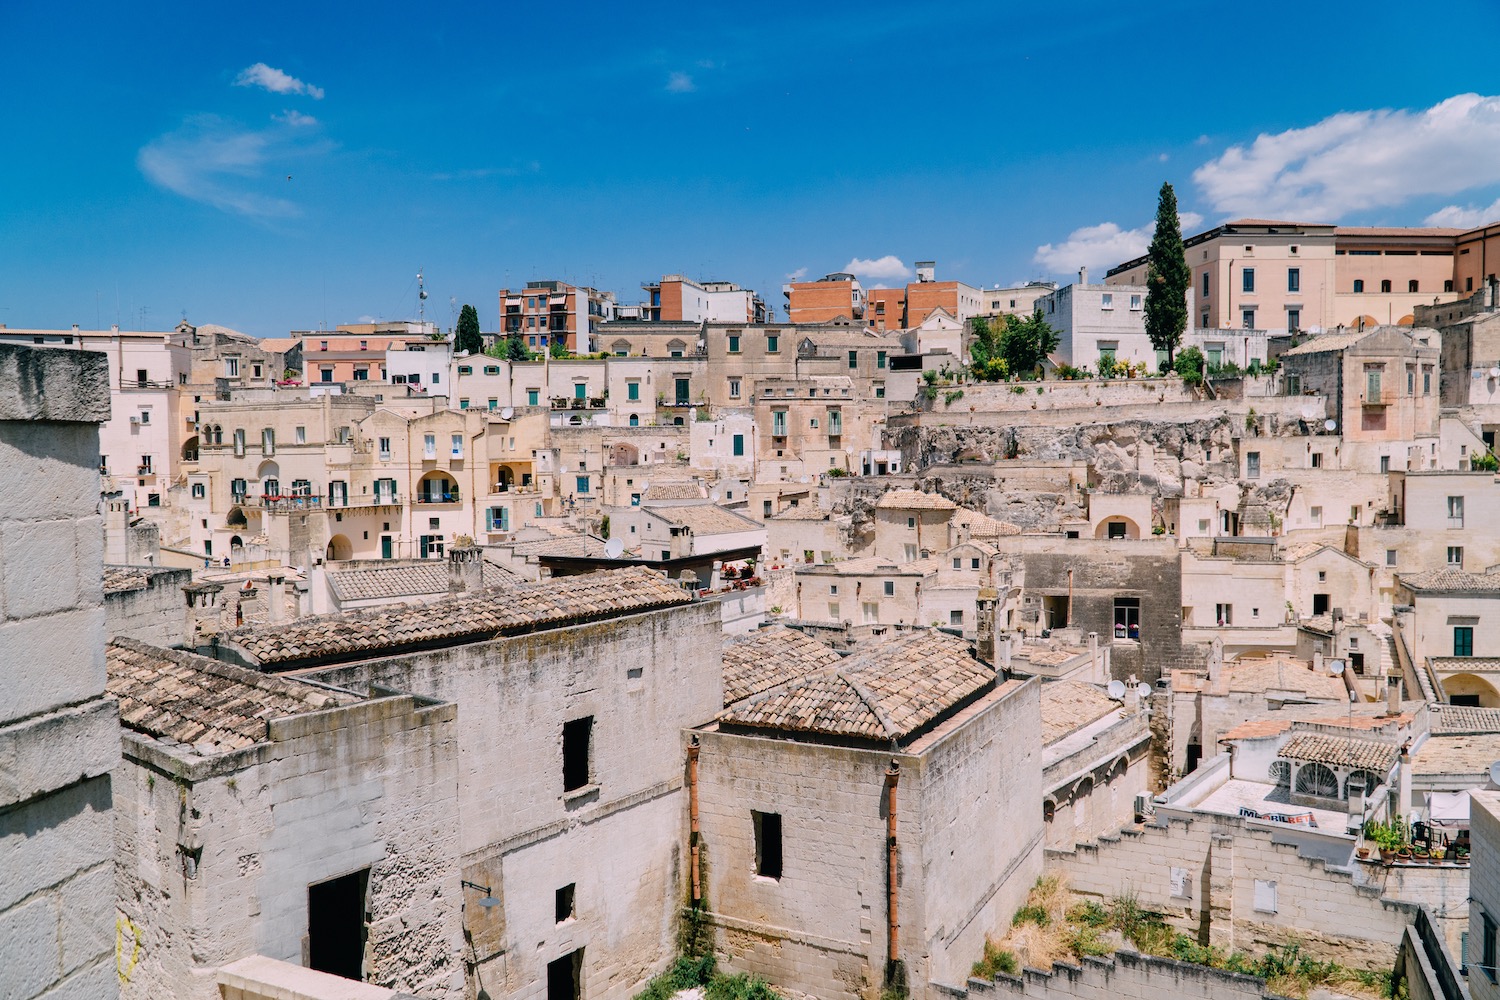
[1334,226,1465,238]
[1279,733,1399,771]
[770,504,830,521]
[1040,681,1119,744]
[722,625,842,705]
[875,489,957,511]
[952,507,1022,537]
[1411,734,1500,776]
[507,534,611,558]
[1221,718,1294,741]
[326,561,518,603]
[1226,218,1330,228]
[1430,705,1500,734]
[1398,569,1500,593]
[651,503,763,535]
[1280,328,1387,356]
[222,566,689,669]
[104,566,151,594]
[642,482,705,501]
[718,630,997,743]
[107,638,361,754]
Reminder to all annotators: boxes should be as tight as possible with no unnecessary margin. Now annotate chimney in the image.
[976,587,999,668]
[1398,742,1412,819]
[266,572,286,624]
[1207,636,1224,691]
[1078,266,1088,286]
[182,582,224,648]
[1088,631,1100,682]
[449,544,485,594]
[1387,675,1402,716]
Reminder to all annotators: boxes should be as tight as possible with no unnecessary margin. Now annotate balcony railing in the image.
[414,489,462,505]
[253,494,323,512]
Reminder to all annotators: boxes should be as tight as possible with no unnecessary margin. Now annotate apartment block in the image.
[783,273,865,323]
[499,280,616,353]
[640,275,767,323]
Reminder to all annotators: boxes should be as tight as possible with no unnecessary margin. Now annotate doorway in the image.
[307,868,369,981]
[547,949,583,1000]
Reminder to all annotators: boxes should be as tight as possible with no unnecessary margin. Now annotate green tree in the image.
[484,335,531,362]
[1145,182,1190,366]
[1174,346,1205,386]
[968,317,1010,381]
[997,311,1060,377]
[455,303,483,355]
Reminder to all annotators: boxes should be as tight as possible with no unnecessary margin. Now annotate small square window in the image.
[950,609,964,625]
[883,581,894,596]
[556,884,576,923]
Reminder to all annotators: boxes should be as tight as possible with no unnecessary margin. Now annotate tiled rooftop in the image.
[1039,681,1119,744]
[1172,656,1346,698]
[875,489,957,511]
[642,482,705,501]
[652,503,763,535]
[222,567,689,669]
[1398,569,1500,593]
[506,534,611,558]
[952,507,1022,537]
[107,638,361,754]
[1279,732,1398,771]
[1280,328,1381,356]
[104,566,152,594]
[1430,705,1500,734]
[722,624,842,706]
[718,629,1001,744]
[770,504,830,521]
[1411,734,1500,776]
[326,561,517,603]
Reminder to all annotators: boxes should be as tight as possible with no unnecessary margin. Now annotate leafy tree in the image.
[997,311,1060,377]
[967,317,1009,381]
[1145,182,1190,366]
[455,303,483,355]
[484,335,531,362]
[549,340,570,359]
[1174,346,1205,386]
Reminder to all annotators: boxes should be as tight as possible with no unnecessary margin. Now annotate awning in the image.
[1426,790,1471,824]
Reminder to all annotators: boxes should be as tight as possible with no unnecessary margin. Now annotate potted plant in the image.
[1397,845,1413,863]
[1356,847,1370,860]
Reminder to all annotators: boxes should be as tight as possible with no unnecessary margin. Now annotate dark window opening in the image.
[1106,521,1127,539]
[547,949,584,1000]
[1312,593,1330,616]
[307,868,369,981]
[563,717,593,791]
[1350,652,1365,675]
[753,810,783,880]
[1451,694,1482,708]
[556,884,576,923]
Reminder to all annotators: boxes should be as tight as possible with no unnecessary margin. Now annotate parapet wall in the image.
[937,950,1279,1000]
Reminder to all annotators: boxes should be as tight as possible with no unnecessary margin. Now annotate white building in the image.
[1034,274,1153,370]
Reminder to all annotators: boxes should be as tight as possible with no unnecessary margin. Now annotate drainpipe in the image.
[885,761,900,973]
[688,736,702,906]
[1066,567,1074,628]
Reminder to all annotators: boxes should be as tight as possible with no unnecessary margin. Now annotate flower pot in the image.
[1356,848,1370,860]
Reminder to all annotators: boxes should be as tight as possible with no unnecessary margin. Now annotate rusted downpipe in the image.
[885,760,900,966]
[688,736,702,905]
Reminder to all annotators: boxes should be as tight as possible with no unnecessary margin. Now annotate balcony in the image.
[414,488,462,505]
[252,494,323,512]
[552,397,606,410]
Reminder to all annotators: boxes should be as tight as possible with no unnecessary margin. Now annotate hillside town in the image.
[14,204,1500,1000]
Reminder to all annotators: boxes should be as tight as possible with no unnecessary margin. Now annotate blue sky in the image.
[5,0,1500,337]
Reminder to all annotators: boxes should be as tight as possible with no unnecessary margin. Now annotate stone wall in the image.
[105,567,190,646]
[937,950,1280,1000]
[304,601,725,1000]
[692,679,1045,1000]
[0,343,120,1000]
[114,692,464,1000]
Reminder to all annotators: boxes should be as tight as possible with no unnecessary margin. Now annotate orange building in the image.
[783,273,865,323]
[293,323,433,383]
[498,280,615,353]
[861,263,983,331]
[1455,223,1500,296]
[640,275,767,323]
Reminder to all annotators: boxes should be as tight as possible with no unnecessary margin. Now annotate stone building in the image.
[1040,680,1152,850]
[107,638,464,999]
[692,628,1044,998]
[207,567,723,1000]
[0,343,120,1000]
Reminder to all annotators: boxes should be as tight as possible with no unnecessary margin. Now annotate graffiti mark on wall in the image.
[116,915,143,982]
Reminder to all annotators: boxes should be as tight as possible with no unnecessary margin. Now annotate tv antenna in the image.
[417,269,428,324]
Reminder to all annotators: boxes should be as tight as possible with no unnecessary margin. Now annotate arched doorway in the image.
[496,466,515,491]
[1442,672,1500,707]
[1094,516,1139,540]
[230,534,245,559]
[181,435,199,462]
[257,460,281,498]
[325,534,353,561]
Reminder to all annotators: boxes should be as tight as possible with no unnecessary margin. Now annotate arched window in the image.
[1353,279,1365,293]
[1345,770,1382,800]
[1380,279,1392,293]
[1268,761,1290,787]
[628,414,639,427]
[1408,280,1419,294]
[1294,762,1338,797]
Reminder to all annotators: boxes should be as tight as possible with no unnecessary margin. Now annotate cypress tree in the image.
[455,303,483,356]
[1145,182,1190,368]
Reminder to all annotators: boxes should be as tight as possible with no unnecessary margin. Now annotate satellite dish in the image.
[500,407,514,419]
[1137,682,1152,701]
[1489,368,1500,379]
[1488,761,1500,789]
[1324,419,1337,431]
[1328,659,1346,676]
[639,480,650,492]
[1300,405,1320,420]
[1107,680,1126,700]
[604,538,625,559]
[709,491,720,502]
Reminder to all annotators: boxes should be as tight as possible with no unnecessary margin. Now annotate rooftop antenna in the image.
[417,269,428,325]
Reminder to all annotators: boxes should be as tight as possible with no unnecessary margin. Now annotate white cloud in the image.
[234,62,325,100]
[785,267,808,281]
[138,113,329,219]
[273,110,318,127]
[1425,196,1500,229]
[842,255,912,280]
[1033,213,1203,274]
[1193,93,1500,220]
[666,72,695,93]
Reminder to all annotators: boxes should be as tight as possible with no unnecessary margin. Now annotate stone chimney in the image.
[182,581,223,648]
[1387,675,1402,716]
[266,572,285,624]
[104,498,129,565]
[1088,631,1100,683]
[1206,636,1224,693]
[1078,266,1088,286]
[976,586,999,668]
[448,544,485,594]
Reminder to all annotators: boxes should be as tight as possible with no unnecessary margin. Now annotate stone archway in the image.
[325,534,353,561]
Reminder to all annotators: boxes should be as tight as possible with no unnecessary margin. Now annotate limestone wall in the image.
[104,567,190,646]
[304,601,725,1000]
[0,343,120,1000]
[114,693,464,1000]
[938,950,1280,1000]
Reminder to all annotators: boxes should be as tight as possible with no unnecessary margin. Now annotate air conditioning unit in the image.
[128,415,140,425]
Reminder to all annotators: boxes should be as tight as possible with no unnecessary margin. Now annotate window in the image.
[458,365,472,375]
[971,557,981,569]
[1242,268,1255,293]
[1354,279,1365,293]
[320,367,334,383]
[1114,597,1140,638]
[849,350,858,369]
[1313,593,1330,615]
[225,357,240,377]
[1423,368,1432,395]
[231,477,247,500]
[1455,627,1475,657]
[574,382,587,400]
[576,475,590,494]
[548,951,583,1000]
[1295,762,1338,798]
[1246,452,1260,478]
[452,433,463,458]
[727,334,740,353]
[950,609,964,626]
[527,389,540,406]
[261,428,275,455]
[353,366,369,381]
[883,580,894,596]
[191,482,205,499]
[954,557,962,570]
[766,335,779,353]
[729,378,741,398]
[1311,452,1323,468]
[752,811,783,880]
[732,434,744,457]
[1269,761,1290,787]
[1107,521,1127,539]
[423,434,436,459]
[1242,309,1256,329]
[1287,268,1300,292]
[1386,549,1397,566]
[1201,272,1210,297]
[1215,604,1233,626]
[294,425,306,445]
[1366,368,1382,399]
[1451,545,1469,567]
[876,351,887,369]
[1380,279,1392,293]
[1129,294,1142,310]
[1101,292,1114,310]
[771,410,787,437]
[1288,308,1301,331]
[307,868,370,981]
[562,717,593,791]
[555,884,576,923]
[874,383,885,399]
[377,437,391,461]
[1483,912,1497,983]
[828,409,842,436]
[906,516,916,528]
